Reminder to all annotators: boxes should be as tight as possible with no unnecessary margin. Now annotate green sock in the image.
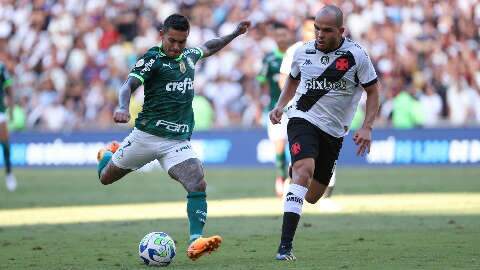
[97,151,113,178]
[187,192,207,242]
[275,152,287,179]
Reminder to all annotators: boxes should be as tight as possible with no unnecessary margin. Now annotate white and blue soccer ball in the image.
[139,232,176,267]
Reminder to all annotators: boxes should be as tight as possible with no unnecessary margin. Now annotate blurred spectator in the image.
[192,94,214,131]
[392,88,425,129]
[0,0,479,131]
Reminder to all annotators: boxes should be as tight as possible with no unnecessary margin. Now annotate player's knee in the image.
[305,194,320,204]
[99,173,114,185]
[292,162,314,184]
[187,169,206,192]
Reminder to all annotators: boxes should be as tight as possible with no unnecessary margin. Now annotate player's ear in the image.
[338,27,345,35]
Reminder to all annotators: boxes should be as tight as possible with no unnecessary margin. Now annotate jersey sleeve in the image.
[256,56,268,84]
[288,46,302,79]
[356,50,377,87]
[185,47,204,64]
[280,45,295,75]
[128,51,158,84]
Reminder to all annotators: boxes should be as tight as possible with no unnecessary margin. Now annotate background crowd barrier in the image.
[4,128,479,168]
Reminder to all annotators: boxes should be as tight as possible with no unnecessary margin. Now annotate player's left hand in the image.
[234,21,251,36]
[353,127,372,156]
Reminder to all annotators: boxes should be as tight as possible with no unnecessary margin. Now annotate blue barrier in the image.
[2,128,479,167]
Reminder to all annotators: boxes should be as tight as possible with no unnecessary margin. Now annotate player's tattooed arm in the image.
[200,21,251,58]
[113,77,142,123]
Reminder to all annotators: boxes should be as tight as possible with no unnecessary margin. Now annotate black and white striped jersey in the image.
[285,38,377,138]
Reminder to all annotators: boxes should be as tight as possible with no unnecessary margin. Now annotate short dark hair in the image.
[163,14,190,32]
[272,21,288,30]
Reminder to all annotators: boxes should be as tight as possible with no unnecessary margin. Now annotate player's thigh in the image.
[111,128,158,170]
[0,114,9,141]
[159,140,205,191]
[312,130,343,186]
[287,118,319,184]
[158,140,198,172]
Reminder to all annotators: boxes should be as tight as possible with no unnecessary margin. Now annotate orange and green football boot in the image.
[187,235,222,261]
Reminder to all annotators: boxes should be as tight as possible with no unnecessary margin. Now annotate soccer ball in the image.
[139,232,176,266]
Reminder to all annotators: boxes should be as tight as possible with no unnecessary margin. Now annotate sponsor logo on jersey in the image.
[305,49,316,54]
[305,78,347,91]
[302,59,312,66]
[135,59,145,67]
[165,77,194,93]
[155,119,189,133]
[335,50,348,56]
[179,60,186,73]
[184,48,201,55]
[186,57,195,69]
[140,58,156,75]
[321,56,329,65]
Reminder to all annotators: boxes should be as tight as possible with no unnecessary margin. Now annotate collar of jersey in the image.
[158,44,184,61]
[315,37,345,54]
[273,48,285,58]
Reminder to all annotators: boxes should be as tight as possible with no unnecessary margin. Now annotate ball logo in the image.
[291,142,301,155]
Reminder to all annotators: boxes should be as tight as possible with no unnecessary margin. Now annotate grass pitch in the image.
[1,167,479,270]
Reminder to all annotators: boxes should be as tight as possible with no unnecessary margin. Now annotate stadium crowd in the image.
[0,0,479,131]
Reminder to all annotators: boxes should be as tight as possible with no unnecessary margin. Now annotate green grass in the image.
[1,167,480,269]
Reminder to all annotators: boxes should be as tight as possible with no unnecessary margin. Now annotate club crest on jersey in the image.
[321,56,329,65]
[336,58,349,71]
[179,60,186,73]
[186,57,195,69]
[135,59,145,67]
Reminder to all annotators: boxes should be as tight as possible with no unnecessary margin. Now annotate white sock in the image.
[284,184,308,215]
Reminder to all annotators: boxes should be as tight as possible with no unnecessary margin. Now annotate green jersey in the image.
[0,62,12,113]
[129,46,204,140]
[256,49,284,111]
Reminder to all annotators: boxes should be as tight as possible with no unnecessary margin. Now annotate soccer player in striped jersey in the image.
[270,5,380,260]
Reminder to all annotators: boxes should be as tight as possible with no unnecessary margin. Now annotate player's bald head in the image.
[316,5,343,27]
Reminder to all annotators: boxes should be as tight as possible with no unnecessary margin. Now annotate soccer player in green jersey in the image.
[96,14,250,261]
[257,22,292,197]
[0,61,16,192]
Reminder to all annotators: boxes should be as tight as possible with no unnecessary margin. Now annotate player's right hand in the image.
[269,107,283,124]
[113,108,130,123]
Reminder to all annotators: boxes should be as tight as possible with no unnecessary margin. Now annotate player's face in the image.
[313,15,344,52]
[273,28,291,51]
[161,28,189,58]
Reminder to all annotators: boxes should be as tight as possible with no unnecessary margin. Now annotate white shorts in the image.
[267,113,288,141]
[0,112,7,123]
[112,128,198,172]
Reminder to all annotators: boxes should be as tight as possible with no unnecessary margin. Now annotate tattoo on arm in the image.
[118,77,141,110]
[202,33,239,58]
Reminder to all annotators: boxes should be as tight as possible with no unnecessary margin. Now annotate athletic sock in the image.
[1,142,11,174]
[97,151,113,178]
[187,191,207,242]
[275,152,287,179]
[279,184,308,249]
